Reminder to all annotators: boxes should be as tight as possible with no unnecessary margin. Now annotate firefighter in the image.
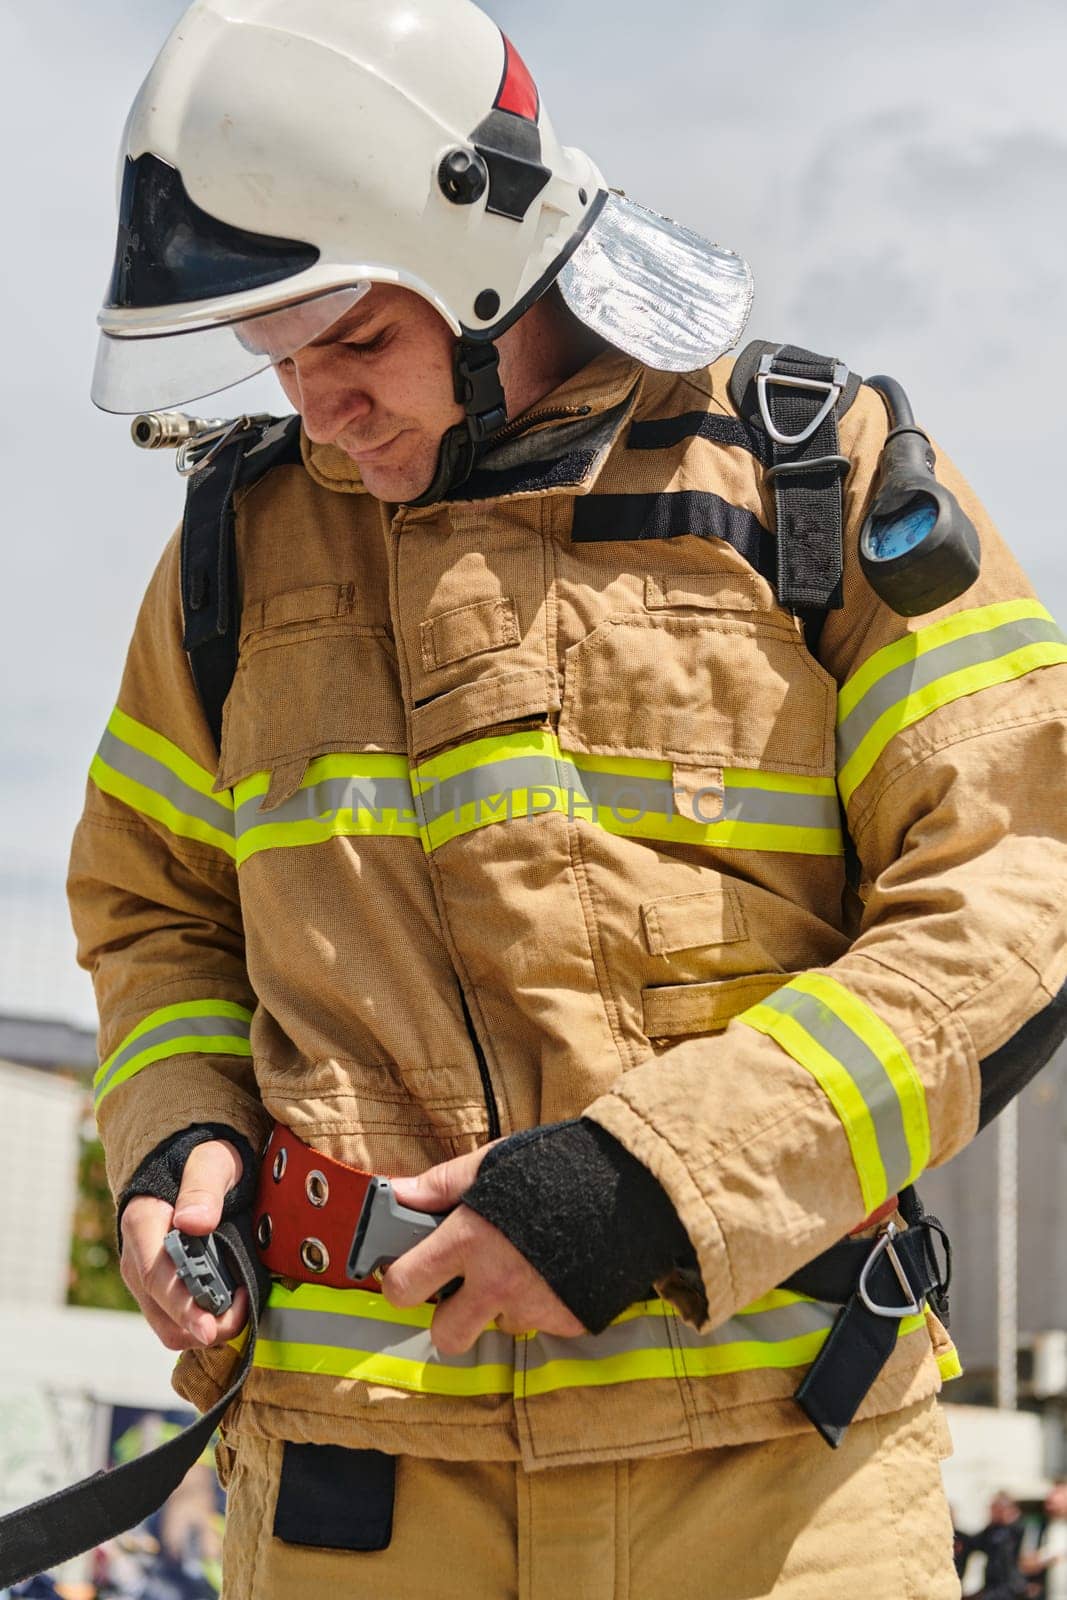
[69,0,1067,1595]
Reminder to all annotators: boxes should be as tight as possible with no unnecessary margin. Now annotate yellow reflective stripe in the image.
[96,1035,253,1105]
[937,1346,964,1382]
[106,706,232,806]
[251,1311,927,1397]
[233,753,420,864]
[251,1339,515,1397]
[739,973,929,1211]
[233,752,413,807]
[736,1287,817,1314]
[413,729,555,786]
[93,1000,253,1107]
[791,972,930,1182]
[413,729,841,858]
[89,754,239,859]
[229,732,840,861]
[837,600,1051,721]
[264,1282,434,1328]
[741,1001,888,1215]
[521,1316,924,1396]
[837,601,1067,805]
[419,795,840,857]
[840,643,1067,805]
[235,808,419,866]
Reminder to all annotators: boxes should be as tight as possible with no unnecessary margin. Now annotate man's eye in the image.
[345,331,387,355]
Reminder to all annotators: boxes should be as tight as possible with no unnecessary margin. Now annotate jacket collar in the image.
[300,347,644,502]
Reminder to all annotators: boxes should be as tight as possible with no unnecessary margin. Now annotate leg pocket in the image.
[273,1443,396,1552]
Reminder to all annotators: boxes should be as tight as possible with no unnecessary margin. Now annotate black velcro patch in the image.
[273,1443,395,1552]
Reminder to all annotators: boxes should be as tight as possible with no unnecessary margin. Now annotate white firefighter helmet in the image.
[92,0,753,415]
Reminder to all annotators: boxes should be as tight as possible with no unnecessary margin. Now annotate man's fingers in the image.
[172,1139,244,1233]
[120,1195,174,1286]
[427,1283,503,1357]
[381,1216,467,1308]
[389,1140,501,1213]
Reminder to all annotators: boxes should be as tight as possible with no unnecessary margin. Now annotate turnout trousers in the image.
[220,1395,959,1599]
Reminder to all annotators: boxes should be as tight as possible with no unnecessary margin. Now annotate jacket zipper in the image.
[489,403,592,447]
[458,988,501,1141]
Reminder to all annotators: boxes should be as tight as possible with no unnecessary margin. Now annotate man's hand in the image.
[120,1139,249,1351]
[382,1146,585,1355]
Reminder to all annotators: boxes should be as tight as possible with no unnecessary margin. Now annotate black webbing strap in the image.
[785,1208,951,1449]
[0,1218,269,1587]
[180,415,303,751]
[728,341,862,638]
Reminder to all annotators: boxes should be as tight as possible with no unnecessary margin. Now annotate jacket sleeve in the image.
[68,531,269,1200]
[583,380,1067,1330]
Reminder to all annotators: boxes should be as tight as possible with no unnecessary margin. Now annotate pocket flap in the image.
[420,597,520,671]
[642,972,796,1039]
[645,571,760,612]
[641,887,745,955]
[218,626,405,791]
[559,616,835,774]
[241,582,355,640]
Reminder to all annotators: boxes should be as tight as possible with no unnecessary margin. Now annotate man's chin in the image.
[348,445,438,504]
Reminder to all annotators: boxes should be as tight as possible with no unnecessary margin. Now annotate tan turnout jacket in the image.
[70,347,1067,1470]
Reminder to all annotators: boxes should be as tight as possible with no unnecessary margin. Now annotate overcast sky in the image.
[1,0,1065,1027]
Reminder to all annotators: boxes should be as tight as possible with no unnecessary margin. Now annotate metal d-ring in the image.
[756,352,848,447]
[857,1222,921,1319]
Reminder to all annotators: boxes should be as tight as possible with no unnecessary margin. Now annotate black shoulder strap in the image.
[729,342,862,644]
[180,415,303,750]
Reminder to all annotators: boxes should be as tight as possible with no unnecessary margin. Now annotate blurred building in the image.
[921,1043,1067,1477]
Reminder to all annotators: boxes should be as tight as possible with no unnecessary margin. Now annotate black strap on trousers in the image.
[0,1217,268,1588]
[786,1197,951,1448]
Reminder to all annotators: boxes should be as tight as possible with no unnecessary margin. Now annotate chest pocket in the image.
[217,585,408,844]
[558,611,835,776]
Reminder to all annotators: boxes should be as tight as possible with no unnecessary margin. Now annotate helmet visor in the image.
[91,284,370,414]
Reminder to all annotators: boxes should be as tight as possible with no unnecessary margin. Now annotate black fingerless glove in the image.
[462,1119,702,1333]
[117,1123,259,1244]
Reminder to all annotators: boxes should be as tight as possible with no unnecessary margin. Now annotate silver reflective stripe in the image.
[97,728,233,833]
[757,985,912,1192]
[717,781,840,832]
[260,1306,514,1370]
[259,1298,839,1384]
[837,614,1063,772]
[416,756,840,831]
[523,1299,838,1372]
[94,1013,252,1103]
[234,773,416,835]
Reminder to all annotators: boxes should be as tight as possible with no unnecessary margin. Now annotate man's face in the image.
[267,284,463,501]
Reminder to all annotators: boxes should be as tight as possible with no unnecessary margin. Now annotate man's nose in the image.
[290,352,373,443]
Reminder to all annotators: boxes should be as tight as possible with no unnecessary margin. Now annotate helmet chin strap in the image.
[403,339,508,506]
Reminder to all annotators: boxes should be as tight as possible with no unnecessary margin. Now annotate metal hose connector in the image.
[130,412,231,450]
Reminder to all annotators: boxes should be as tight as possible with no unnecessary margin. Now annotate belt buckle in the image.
[857,1221,921,1320]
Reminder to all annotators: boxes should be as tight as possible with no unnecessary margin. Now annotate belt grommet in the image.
[306,1169,329,1208]
[255,1213,273,1249]
[272,1147,288,1183]
[300,1237,330,1274]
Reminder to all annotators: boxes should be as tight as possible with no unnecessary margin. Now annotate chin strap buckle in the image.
[454,339,508,444]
